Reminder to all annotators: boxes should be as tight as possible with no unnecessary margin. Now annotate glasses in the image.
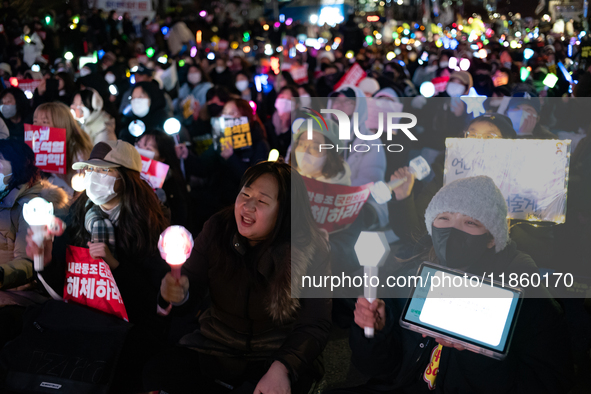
[83,166,114,177]
[464,131,501,139]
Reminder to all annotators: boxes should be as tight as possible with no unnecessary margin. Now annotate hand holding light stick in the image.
[164,118,185,177]
[370,156,431,204]
[158,226,194,280]
[22,197,55,271]
[354,231,390,338]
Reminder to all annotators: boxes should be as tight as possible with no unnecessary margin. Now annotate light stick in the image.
[22,197,54,271]
[370,156,431,204]
[354,231,390,338]
[158,226,194,279]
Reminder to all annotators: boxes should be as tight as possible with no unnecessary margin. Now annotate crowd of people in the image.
[0,2,590,393]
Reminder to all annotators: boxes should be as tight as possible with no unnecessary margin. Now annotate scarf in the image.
[84,202,119,256]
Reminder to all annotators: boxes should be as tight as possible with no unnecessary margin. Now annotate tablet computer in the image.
[399,262,523,360]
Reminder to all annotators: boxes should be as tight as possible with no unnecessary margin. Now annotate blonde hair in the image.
[34,102,93,176]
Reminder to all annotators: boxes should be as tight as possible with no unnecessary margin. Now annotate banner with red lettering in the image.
[24,124,67,175]
[334,63,367,91]
[140,155,169,189]
[17,79,42,94]
[303,176,371,233]
[289,64,309,85]
[64,245,129,322]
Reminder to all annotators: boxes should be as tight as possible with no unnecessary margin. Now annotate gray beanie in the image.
[425,176,509,252]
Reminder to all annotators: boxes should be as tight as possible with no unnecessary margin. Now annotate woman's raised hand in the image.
[160,272,189,304]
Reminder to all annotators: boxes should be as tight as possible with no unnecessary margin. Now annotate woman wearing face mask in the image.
[0,141,68,347]
[175,65,213,125]
[330,175,573,394]
[70,88,117,144]
[234,71,254,102]
[265,86,299,158]
[33,102,94,195]
[505,91,556,139]
[297,85,315,108]
[146,162,331,394]
[119,81,169,144]
[25,140,170,391]
[209,56,233,89]
[0,88,33,142]
[135,129,190,229]
[292,118,351,185]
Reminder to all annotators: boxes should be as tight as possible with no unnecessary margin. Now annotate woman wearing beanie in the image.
[388,113,516,247]
[329,176,573,394]
[24,140,170,391]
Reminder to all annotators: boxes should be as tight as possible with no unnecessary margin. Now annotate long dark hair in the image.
[70,167,169,259]
[216,162,328,269]
[230,98,267,140]
[291,133,346,180]
[0,88,32,123]
[0,139,40,190]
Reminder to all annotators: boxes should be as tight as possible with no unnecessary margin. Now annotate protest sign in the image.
[303,176,371,233]
[211,116,252,152]
[333,63,367,91]
[140,155,169,189]
[444,138,571,222]
[289,63,309,85]
[16,79,42,94]
[64,245,129,322]
[24,124,67,175]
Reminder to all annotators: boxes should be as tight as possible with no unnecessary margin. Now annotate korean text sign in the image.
[64,245,129,321]
[220,116,252,150]
[140,155,169,189]
[333,63,367,91]
[444,138,571,222]
[303,176,371,233]
[24,124,67,175]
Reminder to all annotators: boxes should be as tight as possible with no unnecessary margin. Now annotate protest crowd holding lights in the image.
[0,0,590,392]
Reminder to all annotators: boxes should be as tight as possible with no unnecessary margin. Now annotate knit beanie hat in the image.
[468,114,517,139]
[293,117,343,149]
[425,176,509,252]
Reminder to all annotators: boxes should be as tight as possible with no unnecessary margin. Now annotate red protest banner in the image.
[302,176,371,233]
[64,245,129,322]
[24,124,67,175]
[333,63,367,91]
[139,155,169,189]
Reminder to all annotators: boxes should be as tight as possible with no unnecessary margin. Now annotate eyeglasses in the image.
[464,131,501,139]
[83,166,114,177]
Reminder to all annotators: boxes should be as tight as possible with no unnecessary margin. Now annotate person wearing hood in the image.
[0,140,69,347]
[0,88,33,141]
[358,77,381,98]
[330,176,573,394]
[119,81,169,144]
[328,85,386,187]
[71,88,117,144]
[316,63,343,97]
[209,55,233,89]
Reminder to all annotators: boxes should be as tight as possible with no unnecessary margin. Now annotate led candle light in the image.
[22,197,55,271]
[370,156,431,204]
[354,231,390,338]
[158,226,194,279]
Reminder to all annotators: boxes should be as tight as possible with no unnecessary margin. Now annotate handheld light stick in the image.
[164,118,185,177]
[158,226,194,279]
[354,231,390,338]
[370,156,431,204]
[22,197,54,271]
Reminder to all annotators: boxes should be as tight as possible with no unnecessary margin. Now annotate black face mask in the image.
[324,73,340,87]
[431,227,492,268]
[208,103,224,117]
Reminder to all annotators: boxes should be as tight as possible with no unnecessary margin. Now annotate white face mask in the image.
[80,68,92,77]
[0,173,12,192]
[275,98,292,115]
[105,73,116,84]
[439,60,449,68]
[84,171,118,206]
[507,109,536,135]
[446,82,465,97]
[187,72,201,85]
[131,98,150,118]
[71,106,91,124]
[215,66,226,73]
[0,104,17,119]
[235,80,249,92]
[299,94,311,107]
[296,151,326,176]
